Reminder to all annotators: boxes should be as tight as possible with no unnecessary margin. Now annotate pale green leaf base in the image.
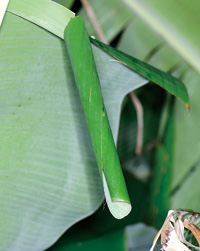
[103,172,131,219]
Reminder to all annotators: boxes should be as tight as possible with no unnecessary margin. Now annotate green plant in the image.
[0,0,199,250]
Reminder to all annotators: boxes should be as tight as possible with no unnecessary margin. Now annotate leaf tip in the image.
[185,103,190,111]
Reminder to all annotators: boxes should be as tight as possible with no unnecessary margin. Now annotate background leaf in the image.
[52,0,75,9]
[121,0,200,73]
[125,223,159,251]
[116,0,200,221]
[48,223,158,251]
[172,161,200,209]
[49,228,126,251]
[148,106,174,228]
[78,0,133,43]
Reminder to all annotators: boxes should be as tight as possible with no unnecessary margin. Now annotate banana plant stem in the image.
[80,0,108,44]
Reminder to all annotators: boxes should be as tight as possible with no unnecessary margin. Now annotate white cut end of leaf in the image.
[102,172,131,219]
[0,0,10,27]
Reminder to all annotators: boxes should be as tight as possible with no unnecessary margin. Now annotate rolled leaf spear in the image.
[64,16,131,219]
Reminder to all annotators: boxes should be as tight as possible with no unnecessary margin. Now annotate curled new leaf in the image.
[64,16,131,219]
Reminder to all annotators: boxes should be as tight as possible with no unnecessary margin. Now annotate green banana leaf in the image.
[7,0,189,108]
[172,161,200,210]
[117,2,200,215]
[91,38,189,107]
[0,0,194,249]
[125,223,159,251]
[121,0,200,74]
[0,12,148,250]
[48,169,149,250]
[6,0,190,203]
[64,16,131,219]
[149,106,174,228]
[7,0,75,38]
[49,228,126,251]
[80,1,199,201]
[78,1,199,209]
[53,0,74,9]
[48,223,158,251]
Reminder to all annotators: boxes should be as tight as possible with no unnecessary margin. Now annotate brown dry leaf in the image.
[184,218,200,246]
[150,209,200,251]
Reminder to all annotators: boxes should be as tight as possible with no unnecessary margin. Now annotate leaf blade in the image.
[91,38,189,108]
[0,12,149,250]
